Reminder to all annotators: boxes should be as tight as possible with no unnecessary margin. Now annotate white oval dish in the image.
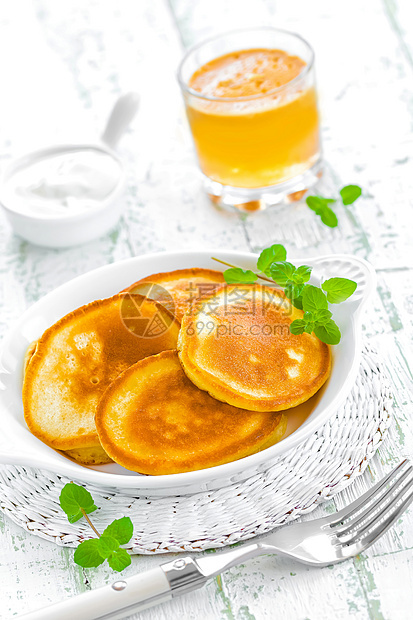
[0,250,375,495]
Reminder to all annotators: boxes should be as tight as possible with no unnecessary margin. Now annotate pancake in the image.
[23,341,113,465]
[178,284,331,412]
[23,293,180,453]
[23,340,38,373]
[64,446,113,465]
[96,350,287,475]
[123,268,225,321]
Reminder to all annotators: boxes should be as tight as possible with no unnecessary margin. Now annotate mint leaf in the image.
[224,268,257,284]
[306,196,338,228]
[303,311,314,322]
[322,278,357,304]
[320,207,338,228]
[257,244,287,275]
[74,539,105,568]
[304,323,315,334]
[284,282,304,302]
[290,319,307,335]
[340,185,362,205]
[314,320,341,345]
[97,535,120,558]
[269,262,296,286]
[74,536,131,572]
[313,309,333,322]
[306,196,336,211]
[292,265,312,283]
[59,482,97,524]
[107,548,131,572]
[302,285,328,313]
[291,296,303,310]
[103,517,133,545]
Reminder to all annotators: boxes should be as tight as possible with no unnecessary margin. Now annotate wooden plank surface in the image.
[0,0,412,618]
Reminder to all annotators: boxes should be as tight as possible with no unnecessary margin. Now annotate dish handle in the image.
[309,254,376,314]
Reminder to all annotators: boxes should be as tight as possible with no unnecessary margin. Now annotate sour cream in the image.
[3,148,122,217]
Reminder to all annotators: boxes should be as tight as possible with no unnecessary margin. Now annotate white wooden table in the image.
[1,1,413,618]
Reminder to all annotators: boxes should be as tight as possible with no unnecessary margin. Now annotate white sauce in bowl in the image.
[3,149,122,217]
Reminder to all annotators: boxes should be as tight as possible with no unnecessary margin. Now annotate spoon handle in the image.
[101,92,140,150]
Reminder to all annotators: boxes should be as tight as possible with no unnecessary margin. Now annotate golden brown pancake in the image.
[23,293,180,453]
[64,446,113,465]
[123,268,225,321]
[23,341,113,465]
[23,340,38,373]
[96,350,287,475]
[178,284,331,412]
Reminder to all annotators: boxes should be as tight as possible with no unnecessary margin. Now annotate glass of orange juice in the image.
[178,27,322,212]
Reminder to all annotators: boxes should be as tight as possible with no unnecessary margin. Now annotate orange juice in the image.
[185,48,320,189]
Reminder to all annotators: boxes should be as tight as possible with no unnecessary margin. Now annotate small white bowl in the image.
[0,144,126,248]
[0,250,376,496]
[0,92,139,248]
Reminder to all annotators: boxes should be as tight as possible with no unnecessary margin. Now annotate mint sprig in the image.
[306,184,362,227]
[267,262,312,310]
[306,196,338,228]
[59,482,133,572]
[219,244,357,345]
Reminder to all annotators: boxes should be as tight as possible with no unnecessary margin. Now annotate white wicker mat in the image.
[0,342,392,554]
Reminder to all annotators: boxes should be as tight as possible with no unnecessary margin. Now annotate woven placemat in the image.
[0,342,392,554]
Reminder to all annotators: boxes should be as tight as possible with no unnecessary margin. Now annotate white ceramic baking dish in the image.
[0,250,375,496]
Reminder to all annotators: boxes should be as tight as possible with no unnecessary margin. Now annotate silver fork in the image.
[19,460,413,620]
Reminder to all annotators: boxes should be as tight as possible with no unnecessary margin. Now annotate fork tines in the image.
[328,459,413,548]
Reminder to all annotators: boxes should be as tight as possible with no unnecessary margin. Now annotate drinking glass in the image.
[178,27,322,212]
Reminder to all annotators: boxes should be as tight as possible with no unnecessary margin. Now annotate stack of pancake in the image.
[23,268,331,474]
